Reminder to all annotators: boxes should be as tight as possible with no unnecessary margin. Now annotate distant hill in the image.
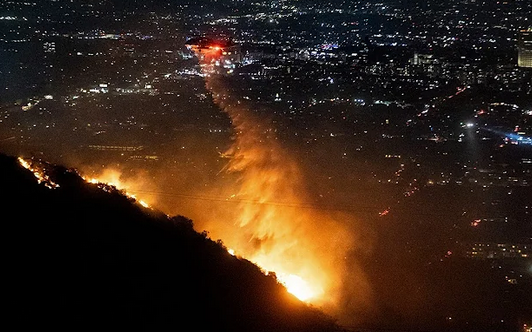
[0,154,339,332]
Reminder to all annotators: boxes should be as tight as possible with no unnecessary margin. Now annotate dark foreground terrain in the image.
[0,153,338,332]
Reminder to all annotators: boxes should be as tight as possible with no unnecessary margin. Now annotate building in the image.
[518,28,532,68]
[465,242,530,259]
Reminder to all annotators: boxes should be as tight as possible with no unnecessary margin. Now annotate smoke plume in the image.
[191,67,373,316]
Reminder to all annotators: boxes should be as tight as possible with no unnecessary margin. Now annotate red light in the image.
[379,209,390,217]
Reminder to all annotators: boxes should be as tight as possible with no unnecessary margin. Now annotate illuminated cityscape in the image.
[0,1,530,331]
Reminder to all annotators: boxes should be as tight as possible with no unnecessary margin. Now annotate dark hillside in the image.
[0,154,338,332]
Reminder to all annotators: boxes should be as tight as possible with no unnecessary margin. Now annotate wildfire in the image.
[17,156,151,209]
[18,154,351,304]
[18,157,60,189]
[81,170,152,209]
[173,41,373,311]
[19,41,373,313]
[229,247,319,302]
[193,69,371,309]
[278,273,316,302]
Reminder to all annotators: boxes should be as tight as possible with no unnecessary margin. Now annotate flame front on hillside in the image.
[82,169,152,209]
[189,50,372,309]
[18,156,152,209]
[18,157,60,189]
[19,43,372,313]
[202,74,351,305]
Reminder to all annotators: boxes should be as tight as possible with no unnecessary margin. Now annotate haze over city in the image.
[1,1,531,331]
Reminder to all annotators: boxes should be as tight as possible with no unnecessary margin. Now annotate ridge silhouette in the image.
[1,153,339,332]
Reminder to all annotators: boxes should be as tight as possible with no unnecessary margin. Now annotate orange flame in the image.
[195,72,371,309]
[70,48,373,316]
[81,168,155,209]
[18,157,60,189]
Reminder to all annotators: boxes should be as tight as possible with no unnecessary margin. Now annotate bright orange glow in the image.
[190,59,372,311]
[81,169,154,209]
[65,44,373,315]
[18,157,31,170]
[278,273,316,302]
[18,157,60,189]
[229,248,319,302]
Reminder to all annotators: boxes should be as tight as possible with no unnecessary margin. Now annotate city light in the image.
[2,1,531,330]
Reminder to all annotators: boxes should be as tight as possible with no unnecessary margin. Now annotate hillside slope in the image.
[1,154,339,332]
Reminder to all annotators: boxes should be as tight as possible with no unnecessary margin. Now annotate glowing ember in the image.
[18,157,60,189]
[18,157,31,170]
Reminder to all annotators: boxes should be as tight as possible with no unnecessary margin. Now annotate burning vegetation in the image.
[186,45,372,311]
[3,153,340,332]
